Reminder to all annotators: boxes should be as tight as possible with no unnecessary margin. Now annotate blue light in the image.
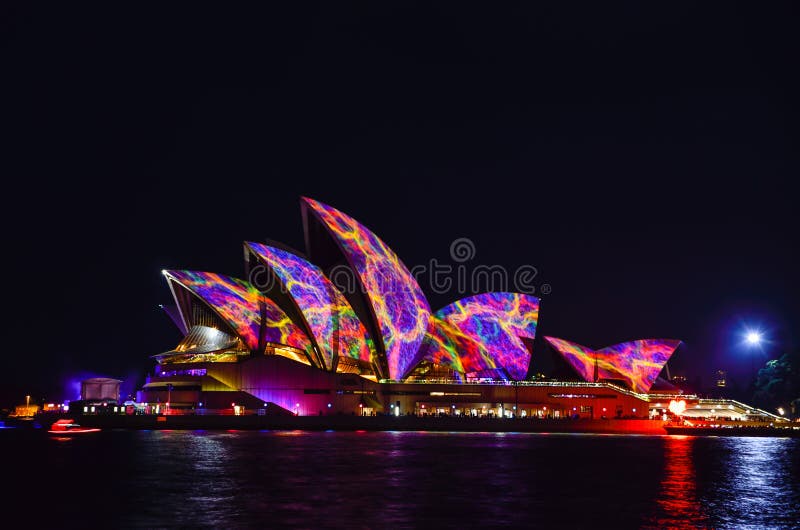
[745,331,762,346]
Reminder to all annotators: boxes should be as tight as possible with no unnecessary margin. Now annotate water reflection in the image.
[645,435,800,529]
[646,435,708,528]
[701,437,799,528]
[6,430,797,527]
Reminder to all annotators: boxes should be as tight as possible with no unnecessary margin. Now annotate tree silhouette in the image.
[752,351,800,418]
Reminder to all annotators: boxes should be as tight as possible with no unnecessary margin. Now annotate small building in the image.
[9,404,39,418]
[81,378,122,402]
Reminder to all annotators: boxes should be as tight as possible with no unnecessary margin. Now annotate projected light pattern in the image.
[427,292,540,380]
[303,197,431,380]
[246,242,374,370]
[422,317,499,375]
[165,270,312,356]
[543,336,681,394]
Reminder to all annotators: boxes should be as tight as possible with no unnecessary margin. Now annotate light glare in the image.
[745,331,762,345]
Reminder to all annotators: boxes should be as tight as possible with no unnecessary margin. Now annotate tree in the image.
[752,351,800,418]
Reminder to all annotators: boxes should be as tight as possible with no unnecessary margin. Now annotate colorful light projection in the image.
[543,336,681,394]
[426,293,540,380]
[302,197,431,380]
[164,270,312,358]
[422,317,499,375]
[245,242,374,371]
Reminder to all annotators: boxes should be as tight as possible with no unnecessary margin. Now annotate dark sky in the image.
[3,4,797,405]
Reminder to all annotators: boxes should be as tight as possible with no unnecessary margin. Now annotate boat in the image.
[47,419,100,435]
[664,418,800,437]
[664,424,800,437]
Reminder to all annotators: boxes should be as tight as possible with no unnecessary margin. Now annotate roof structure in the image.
[543,336,681,393]
[423,293,539,380]
[163,270,312,356]
[156,198,680,388]
[245,242,374,371]
[301,197,432,380]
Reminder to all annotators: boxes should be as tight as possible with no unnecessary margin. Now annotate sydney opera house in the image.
[137,197,683,419]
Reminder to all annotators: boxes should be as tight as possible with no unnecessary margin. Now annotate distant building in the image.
[81,378,122,401]
[9,404,38,418]
[715,370,727,388]
[9,395,38,418]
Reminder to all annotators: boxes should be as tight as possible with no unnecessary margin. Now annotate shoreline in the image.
[6,414,797,436]
[15,413,667,434]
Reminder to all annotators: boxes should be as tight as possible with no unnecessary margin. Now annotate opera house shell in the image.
[138,198,681,418]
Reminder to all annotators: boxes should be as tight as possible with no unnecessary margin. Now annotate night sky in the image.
[3,4,797,405]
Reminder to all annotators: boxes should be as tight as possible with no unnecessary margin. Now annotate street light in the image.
[743,328,767,379]
[745,331,762,346]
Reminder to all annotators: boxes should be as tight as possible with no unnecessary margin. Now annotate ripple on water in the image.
[3,430,798,528]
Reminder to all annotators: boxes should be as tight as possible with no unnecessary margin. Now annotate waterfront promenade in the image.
[31,412,669,434]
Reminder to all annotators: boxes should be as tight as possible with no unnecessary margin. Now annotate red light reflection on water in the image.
[647,435,708,528]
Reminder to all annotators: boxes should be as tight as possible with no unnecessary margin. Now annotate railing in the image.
[695,398,786,421]
[137,408,269,416]
[381,379,650,400]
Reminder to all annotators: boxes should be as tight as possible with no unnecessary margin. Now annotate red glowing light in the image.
[47,419,100,435]
[649,436,707,527]
[668,400,687,416]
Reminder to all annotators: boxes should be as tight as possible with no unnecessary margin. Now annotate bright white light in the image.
[777,407,785,415]
[746,331,762,345]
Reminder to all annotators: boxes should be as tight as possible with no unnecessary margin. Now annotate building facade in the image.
[137,198,679,418]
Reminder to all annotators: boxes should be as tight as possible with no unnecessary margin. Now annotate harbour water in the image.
[4,429,799,528]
